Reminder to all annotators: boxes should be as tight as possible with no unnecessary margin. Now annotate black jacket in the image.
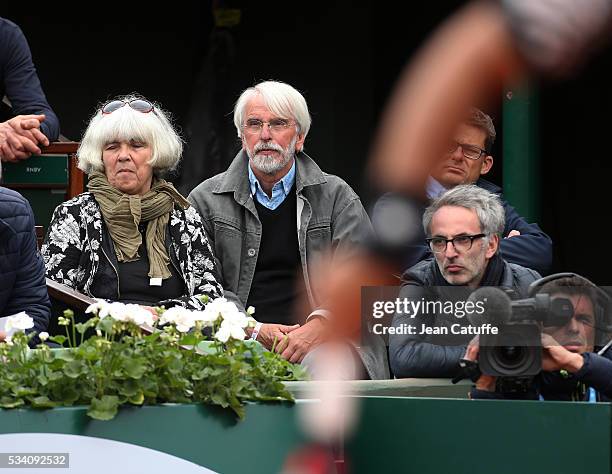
[389,257,541,378]
[0,18,59,141]
[471,349,612,401]
[42,193,223,310]
[0,187,50,338]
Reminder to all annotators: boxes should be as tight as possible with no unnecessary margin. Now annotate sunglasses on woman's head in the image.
[101,99,154,114]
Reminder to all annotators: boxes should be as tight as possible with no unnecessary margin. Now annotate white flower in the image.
[5,312,34,333]
[39,332,49,342]
[86,300,154,327]
[215,320,246,343]
[190,310,218,326]
[204,298,249,327]
[246,306,256,316]
[159,306,196,333]
[85,299,108,315]
[121,304,156,327]
[103,302,129,321]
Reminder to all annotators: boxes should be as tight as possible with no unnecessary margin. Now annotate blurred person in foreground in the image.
[42,95,223,314]
[0,17,59,163]
[465,274,612,401]
[284,1,612,470]
[320,0,612,351]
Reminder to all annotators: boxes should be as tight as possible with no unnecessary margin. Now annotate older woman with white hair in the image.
[42,95,223,310]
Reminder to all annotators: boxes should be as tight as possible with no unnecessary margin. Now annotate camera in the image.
[467,287,574,376]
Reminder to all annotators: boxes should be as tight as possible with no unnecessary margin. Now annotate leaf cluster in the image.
[0,311,305,420]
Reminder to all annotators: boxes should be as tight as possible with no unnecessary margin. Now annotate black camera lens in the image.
[496,345,527,368]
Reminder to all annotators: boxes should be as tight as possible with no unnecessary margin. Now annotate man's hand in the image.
[541,334,585,373]
[0,115,48,162]
[275,317,327,364]
[255,323,300,351]
[505,230,521,238]
[463,335,497,391]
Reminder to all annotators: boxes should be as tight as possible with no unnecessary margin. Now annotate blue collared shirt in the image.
[426,177,449,200]
[248,161,296,210]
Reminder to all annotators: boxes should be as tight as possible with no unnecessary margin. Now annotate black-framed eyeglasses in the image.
[447,141,487,160]
[101,99,154,115]
[426,233,487,254]
[242,118,294,135]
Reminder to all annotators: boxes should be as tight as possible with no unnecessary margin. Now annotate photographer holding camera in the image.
[465,275,612,401]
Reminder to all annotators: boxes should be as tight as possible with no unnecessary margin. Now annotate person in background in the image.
[42,95,222,313]
[188,81,382,377]
[389,185,540,378]
[0,17,59,163]
[0,186,50,344]
[373,108,552,274]
[466,274,612,401]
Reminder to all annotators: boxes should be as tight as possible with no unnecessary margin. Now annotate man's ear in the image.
[295,133,306,153]
[480,155,493,176]
[485,233,499,259]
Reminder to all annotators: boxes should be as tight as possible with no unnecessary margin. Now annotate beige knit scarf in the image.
[87,171,190,279]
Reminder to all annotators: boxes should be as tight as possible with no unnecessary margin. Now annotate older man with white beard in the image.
[188,81,377,373]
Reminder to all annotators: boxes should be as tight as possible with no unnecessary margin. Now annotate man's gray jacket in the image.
[188,151,388,379]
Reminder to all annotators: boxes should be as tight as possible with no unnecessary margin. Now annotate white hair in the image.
[77,94,183,176]
[233,81,311,139]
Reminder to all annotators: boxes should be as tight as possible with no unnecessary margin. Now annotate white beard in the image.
[247,135,297,175]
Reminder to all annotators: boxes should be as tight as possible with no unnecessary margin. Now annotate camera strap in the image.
[452,358,482,384]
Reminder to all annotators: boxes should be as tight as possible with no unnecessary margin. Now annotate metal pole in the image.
[502,81,540,222]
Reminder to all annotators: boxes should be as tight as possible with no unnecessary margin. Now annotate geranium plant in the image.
[0,298,305,420]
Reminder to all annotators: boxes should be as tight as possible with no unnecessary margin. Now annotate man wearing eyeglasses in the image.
[388,184,541,378]
[188,81,380,376]
[466,275,612,401]
[374,108,552,275]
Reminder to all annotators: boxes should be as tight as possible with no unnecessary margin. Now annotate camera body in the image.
[479,322,542,376]
[470,290,574,377]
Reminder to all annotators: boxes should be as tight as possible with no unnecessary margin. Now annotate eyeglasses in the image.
[426,233,487,254]
[242,118,294,135]
[447,141,487,160]
[101,99,154,115]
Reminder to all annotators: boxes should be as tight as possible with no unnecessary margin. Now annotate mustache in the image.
[254,141,284,154]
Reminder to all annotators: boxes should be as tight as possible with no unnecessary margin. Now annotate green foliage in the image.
[0,310,303,421]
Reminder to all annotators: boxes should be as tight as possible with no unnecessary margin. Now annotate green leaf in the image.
[87,396,119,421]
[117,379,140,397]
[122,359,147,379]
[54,385,80,405]
[74,318,96,334]
[178,334,198,346]
[52,349,75,362]
[97,317,115,335]
[0,397,24,408]
[63,360,87,378]
[128,391,145,405]
[30,396,58,408]
[48,335,67,345]
[12,386,37,397]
